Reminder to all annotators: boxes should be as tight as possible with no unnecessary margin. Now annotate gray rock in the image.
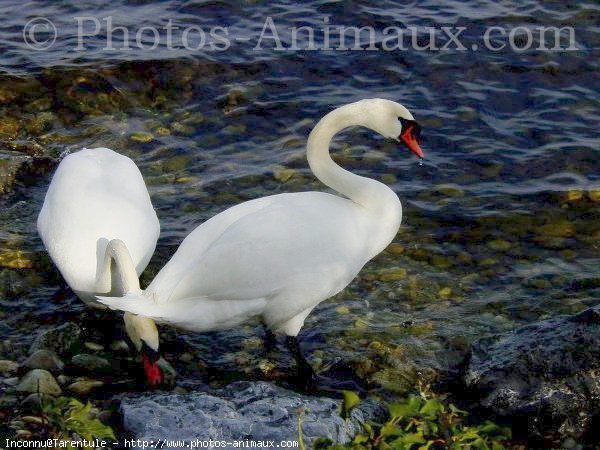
[22,350,64,373]
[16,369,62,395]
[70,353,111,374]
[29,322,81,356]
[464,305,600,441]
[121,381,379,449]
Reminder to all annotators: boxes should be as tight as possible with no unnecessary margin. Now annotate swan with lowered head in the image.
[98,99,424,383]
[37,147,162,385]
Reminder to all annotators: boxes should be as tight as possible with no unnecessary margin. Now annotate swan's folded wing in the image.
[165,194,367,304]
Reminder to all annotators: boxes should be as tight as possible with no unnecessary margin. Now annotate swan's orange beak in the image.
[141,343,164,388]
[399,122,424,158]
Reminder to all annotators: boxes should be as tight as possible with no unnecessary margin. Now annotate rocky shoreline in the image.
[0,304,598,448]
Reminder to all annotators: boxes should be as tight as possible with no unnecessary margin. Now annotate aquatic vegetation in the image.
[315,392,511,450]
[38,396,116,447]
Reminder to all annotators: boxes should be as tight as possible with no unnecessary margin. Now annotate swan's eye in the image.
[399,118,422,141]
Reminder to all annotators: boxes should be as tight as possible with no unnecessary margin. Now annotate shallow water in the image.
[0,0,599,396]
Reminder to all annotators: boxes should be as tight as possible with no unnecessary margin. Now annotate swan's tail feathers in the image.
[96,293,165,319]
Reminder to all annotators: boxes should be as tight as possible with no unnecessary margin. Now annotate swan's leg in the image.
[285,335,316,385]
[278,307,316,386]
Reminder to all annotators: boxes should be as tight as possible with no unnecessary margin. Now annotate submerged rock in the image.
[464,305,600,442]
[0,117,20,139]
[0,249,33,269]
[0,153,30,195]
[120,381,381,448]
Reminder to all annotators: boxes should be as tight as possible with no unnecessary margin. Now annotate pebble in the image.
[487,239,512,251]
[84,342,104,351]
[435,184,464,197]
[478,258,498,266]
[335,306,350,315]
[68,379,104,395]
[272,166,296,183]
[155,126,171,136]
[25,112,55,135]
[130,131,154,143]
[157,357,177,386]
[179,352,194,363]
[70,353,111,374]
[386,243,405,255]
[16,369,62,395]
[377,267,407,282]
[0,394,17,408]
[22,415,43,425]
[10,419,25,429]
[3,376,19,386]
[438,287,453,298]
[0,359,19,375]
[560,249,577,260]
[538,220,575,238]
[588,189,600,202]
[182,112,205,125]
[0,117,20,139]
[0,250,33,269]
[258,359,276,375]
[21,349,65,373]
[380,173,397,184]
[56,375,71,385]
[171,122,195,136]
[110,340,130,353]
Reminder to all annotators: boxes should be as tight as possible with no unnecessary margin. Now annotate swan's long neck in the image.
[307,103,403,256]
[307,103,400,211]
[96,239,141,295]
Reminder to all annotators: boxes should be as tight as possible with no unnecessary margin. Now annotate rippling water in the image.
[0,0,599,400]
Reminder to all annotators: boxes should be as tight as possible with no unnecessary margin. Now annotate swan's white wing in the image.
[37,148,160,295]
[163,192,370,306]
[144,194,279,301]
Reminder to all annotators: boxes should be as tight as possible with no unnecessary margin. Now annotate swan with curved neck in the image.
[98,99,424,382]
[38,147,162,385]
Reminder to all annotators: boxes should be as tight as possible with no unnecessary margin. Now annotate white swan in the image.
[97,99,424,381]
[38,147,163,384]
